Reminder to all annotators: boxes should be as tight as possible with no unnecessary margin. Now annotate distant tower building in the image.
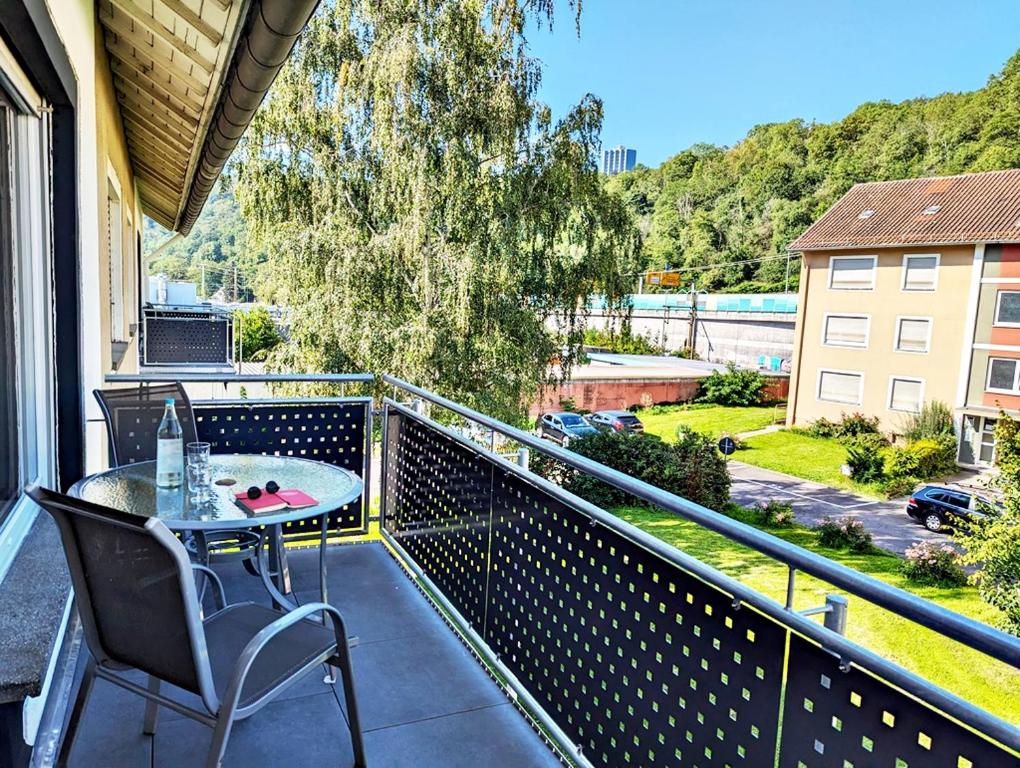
[602,145,637,175]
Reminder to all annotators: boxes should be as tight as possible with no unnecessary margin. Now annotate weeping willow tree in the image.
[235,0,639,422]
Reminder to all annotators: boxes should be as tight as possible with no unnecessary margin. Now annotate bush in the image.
[698,363,767,407]
[884,437,956,481]
[881,474,919,499]
[901,541,968,587]
[844,433,888,483]
[900,401,955,442]
[816,517,873,552]
[531,429,730,511]
[750,500,794,528]
[808,412,882,443]
[584,326,662,355]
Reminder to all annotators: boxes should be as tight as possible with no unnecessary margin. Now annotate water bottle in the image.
[156,398,183,488]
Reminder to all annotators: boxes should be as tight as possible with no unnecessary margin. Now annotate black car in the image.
[588,410,645,434]
[906,485,997,532]
[539,412,598,446]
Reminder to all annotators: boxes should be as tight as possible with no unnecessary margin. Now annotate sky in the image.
[527,0,1020,168]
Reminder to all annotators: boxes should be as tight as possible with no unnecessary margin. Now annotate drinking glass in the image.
[186,442,212,502]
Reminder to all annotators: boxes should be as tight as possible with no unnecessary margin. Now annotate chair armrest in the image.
[217,603,351,716]
[191,563,226,611]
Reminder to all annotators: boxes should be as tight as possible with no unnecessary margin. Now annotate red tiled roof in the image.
[788,169,1020,251]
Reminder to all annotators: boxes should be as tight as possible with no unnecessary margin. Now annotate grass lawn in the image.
[738,428,886,498]
[637,404,786,442]
[616,504,1019,726]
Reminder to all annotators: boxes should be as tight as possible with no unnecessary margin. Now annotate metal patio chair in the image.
[93,383,262,571]
[27,486,366,768]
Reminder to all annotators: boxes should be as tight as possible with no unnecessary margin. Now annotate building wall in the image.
[787,245,975,433]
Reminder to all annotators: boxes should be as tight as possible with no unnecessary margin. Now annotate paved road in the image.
[727,460,947,555]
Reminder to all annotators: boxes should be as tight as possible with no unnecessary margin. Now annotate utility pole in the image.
[686,281,698,355]
[233,264,238,303]
[784,252,792,294]
[200,264,205,298]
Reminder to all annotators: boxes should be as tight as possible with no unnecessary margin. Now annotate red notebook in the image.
[234,488,318,513]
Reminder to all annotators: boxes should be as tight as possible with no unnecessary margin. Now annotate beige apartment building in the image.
[786,169,1020,467]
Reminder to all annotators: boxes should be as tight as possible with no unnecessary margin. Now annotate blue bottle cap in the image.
[165,398,175,405]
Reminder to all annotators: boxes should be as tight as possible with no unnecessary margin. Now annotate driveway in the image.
[727,461,947,556]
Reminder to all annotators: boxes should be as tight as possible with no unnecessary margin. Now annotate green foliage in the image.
[698,363,767,407]
[808,412,882,442]
[845,435,887,483]
[880,475,920,499]
[234,307,282,362]
[234,0,639,424]
[610,50,1020,292]
[955,414,1020,634]
[902,542,968,588]
[531,429,730,511]
[899,401,955,442]
[884,437,957,480]
[670,345,700,360]
[817,517,874,553]
[749,500,794,529]
[583,326,661,355]
[144,185,265,301]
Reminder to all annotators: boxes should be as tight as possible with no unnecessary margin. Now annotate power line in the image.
[630,252,800,277]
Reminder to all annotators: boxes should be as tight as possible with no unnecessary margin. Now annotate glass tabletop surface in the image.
[73,454,362,530]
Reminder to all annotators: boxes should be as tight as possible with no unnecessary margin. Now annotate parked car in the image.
[588,410,645,434]
[539,412,598,446]
[906,485,999,532]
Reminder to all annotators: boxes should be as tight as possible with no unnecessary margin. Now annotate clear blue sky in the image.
[527,0,1020,167]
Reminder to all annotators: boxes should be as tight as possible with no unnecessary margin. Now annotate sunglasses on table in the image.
[246,481,280,500]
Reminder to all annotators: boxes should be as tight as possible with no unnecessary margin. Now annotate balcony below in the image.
[61,542,562,768]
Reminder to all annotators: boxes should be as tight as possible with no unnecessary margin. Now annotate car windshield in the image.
[560,414,587,427]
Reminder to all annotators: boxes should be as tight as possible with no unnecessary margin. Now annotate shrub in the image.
[532,429,730,511]
[816,517,873,552]
[881,474,919,499]
[885,437,956,481]
[584,326,662,355]
[902,541,968,587]
[698,363,767,407]
[751,500,794,528]
[671,345,701,360]
[844,433,888,483]
[900,401,955,442]
[807,412,882,443]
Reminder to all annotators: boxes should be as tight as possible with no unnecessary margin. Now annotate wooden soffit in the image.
[98,0,249,230]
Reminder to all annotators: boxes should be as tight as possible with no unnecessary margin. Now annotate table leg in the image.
[269,524,292,602]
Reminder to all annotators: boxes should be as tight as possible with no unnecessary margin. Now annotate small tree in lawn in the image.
[235,306,282,362]
[955,412,1020,634]
[698,363,767,407]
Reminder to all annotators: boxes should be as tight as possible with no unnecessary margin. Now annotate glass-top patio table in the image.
[71,454,363,610]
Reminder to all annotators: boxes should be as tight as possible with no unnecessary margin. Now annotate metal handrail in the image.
[382,374,1020,671]
[383,398,1020,753]
[106,373,374,383]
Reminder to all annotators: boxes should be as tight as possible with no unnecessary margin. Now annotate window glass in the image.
[824,315,868,347]
[895,318,930,353]
[560,414,586,427]
[903,255,938,290]
[829,258,875,290]
[818,370,862,404]
[995,292,1020,325]
[0,98,16,518]
[889,378,923,412]
[988,358,1017,392]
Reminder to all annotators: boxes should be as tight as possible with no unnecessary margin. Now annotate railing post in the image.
[411,398,425,415]
[517,447,530,471]
[824,594,849,635]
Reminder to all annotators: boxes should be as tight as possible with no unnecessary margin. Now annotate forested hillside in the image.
[612,50,1020,293]
[143,185,266,301]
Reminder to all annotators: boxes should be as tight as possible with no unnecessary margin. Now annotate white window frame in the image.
[893,315,933,354]
[816,368,864,406]
[828,255,877,291]
[820,313,870,349]
[900,253,940,292]
[985,357,1020,395]
[887,376,925,413]
[107,164,125,342]
[993,290,1020,328]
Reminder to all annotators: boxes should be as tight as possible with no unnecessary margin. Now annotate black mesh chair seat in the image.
[204,603,337,708]
[27,487,365,768]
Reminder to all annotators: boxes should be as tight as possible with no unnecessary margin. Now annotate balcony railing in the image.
[380,375,1020,768]
[139,304,234,368]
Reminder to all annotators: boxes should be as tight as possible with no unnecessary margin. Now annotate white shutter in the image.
[889,379,923,412]
[903,256,938,291]
[830,258,875,290]
[824,315,868,347]
[896,318,930,352]
[818,371,862,404]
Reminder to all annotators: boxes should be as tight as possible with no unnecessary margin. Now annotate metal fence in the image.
[141,305,233,366]
[379,382,1020,768]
